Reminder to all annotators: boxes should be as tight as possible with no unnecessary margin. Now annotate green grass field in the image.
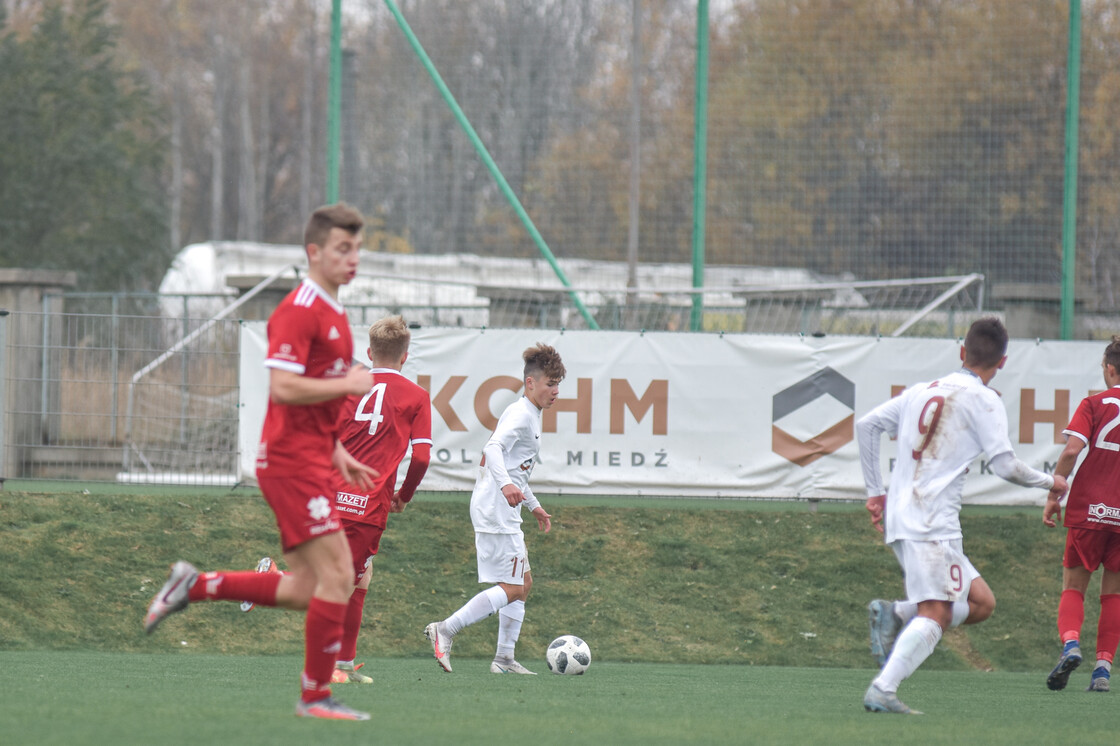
[3,652,1119,745]
[1,484,1118,743]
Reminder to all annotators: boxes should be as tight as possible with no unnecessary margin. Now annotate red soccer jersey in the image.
[1063,386,1120,531]
[332,368,433,525]
[256,279,354,480]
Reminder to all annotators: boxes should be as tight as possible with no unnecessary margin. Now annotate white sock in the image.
[874,616,943,693]
[1098,659,1112,673]
[445,586,509,637]
[894,601,918,624]
[949,600,970,628]
[496,600,525,659]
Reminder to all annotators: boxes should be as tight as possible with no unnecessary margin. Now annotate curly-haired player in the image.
[424,343,566,674]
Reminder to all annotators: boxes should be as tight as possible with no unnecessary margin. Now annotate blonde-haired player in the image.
[326,315,432,684]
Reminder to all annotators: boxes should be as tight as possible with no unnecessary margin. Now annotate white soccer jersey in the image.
[469,396,543,534]
[858,370,1015,543]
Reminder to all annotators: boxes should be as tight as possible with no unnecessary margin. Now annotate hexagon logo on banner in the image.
[771,367,855,467]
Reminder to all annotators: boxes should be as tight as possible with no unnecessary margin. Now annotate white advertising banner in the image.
[239,323,1106,504]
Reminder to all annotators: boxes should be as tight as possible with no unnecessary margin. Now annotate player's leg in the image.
[868,575,980,655]
[867,540,973,714]
[492,572,535,674]
[425,585,508,673]
[241,556,284,612]
[334,520,381,683]
[1088,556,1120,692]
[868,599,920,666]
[425,532,515,672]
[145,556,295,634]
[286,530,359,710]
[189,560,293,607]
[1048,531,1095,690]
[334,556,374,685]
[867,598,946,713]
[961,576,995,625]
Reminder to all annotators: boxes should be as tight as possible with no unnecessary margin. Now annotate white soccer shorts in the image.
[890,538,980,603]
[475,531,530,585]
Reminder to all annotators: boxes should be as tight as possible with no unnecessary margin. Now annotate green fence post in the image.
[1060,0,1081,340]
[691,0,710,332]
[383,0,600,330]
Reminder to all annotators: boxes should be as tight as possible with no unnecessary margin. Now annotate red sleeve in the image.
[1064,397,1094,443]
[397,443,430,503]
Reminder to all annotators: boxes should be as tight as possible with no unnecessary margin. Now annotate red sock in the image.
[1096,594,1120,665]
[340,588,367,663]
[1057,588,1085,643]
[301,597,347,704]
[187,571,281,606]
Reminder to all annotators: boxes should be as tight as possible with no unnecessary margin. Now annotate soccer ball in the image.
[546,634,591,675]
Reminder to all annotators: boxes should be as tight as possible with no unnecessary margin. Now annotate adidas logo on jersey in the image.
[328,326,341,340]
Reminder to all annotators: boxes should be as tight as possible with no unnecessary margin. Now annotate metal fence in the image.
[2,272,1115,485]
[0,310,241,485]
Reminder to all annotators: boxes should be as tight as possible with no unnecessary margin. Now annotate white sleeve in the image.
[856,395,903,498]
[522,484,541,512]
[482,404,528,489]
[482,440,512,488]
[856,416,887,497]
[989,451,1054,490]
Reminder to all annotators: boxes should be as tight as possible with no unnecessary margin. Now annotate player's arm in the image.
[393,401,434,511]
[855,399,901,533]
[530,506,551,533]
[392,442,431,511]
[269,365,372,405]
[333,439,378,491]
[987,450,1055,490]
[1042,436,1084,527]
[987,451,1066,524]
[482,440,523,506]
[483,409,531,507]
[521,484,550,532]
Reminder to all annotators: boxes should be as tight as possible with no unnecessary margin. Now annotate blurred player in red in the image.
[325,314,432,684]
[144,203,378,721]
[1043,335,1120,693]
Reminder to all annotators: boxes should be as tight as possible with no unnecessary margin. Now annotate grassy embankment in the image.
[0,485,1087,673]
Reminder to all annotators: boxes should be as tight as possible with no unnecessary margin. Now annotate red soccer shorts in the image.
[342,520,386,583]
[1064,527,1120,574]
[258,472,342,552]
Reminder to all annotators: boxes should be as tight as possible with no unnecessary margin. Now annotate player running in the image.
[326,314,432,684]
[144,204,377,721]
[1043,335,1120,693]
[858,318,1067,714]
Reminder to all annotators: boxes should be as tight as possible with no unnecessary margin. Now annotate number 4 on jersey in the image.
[354,382,387,435]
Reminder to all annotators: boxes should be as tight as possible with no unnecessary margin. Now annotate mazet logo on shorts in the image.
[336,491,368,515]
[1087,502,1120,525]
